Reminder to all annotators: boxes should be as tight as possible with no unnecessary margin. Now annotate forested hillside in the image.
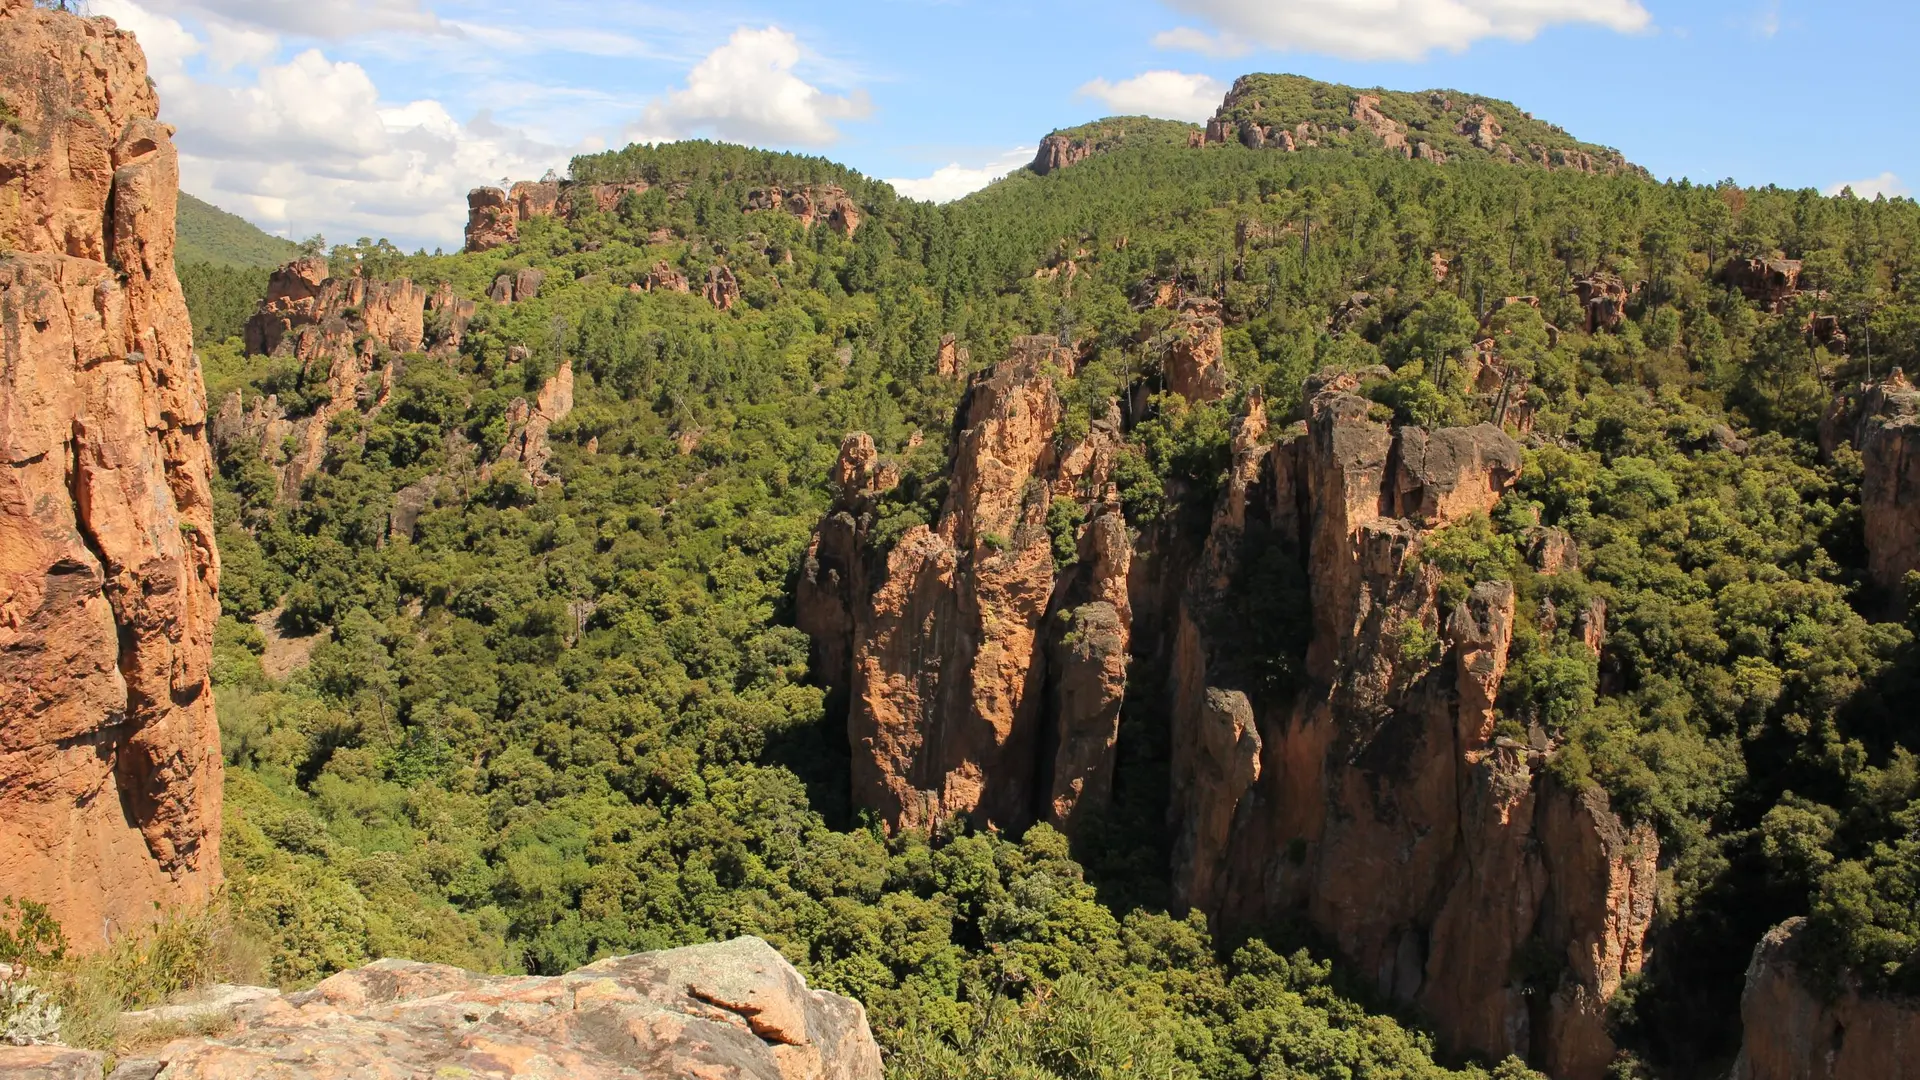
[183,86,1920,1078]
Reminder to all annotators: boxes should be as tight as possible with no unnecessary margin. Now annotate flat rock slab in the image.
[0,1046,107,1080]
[134,937,881,1080]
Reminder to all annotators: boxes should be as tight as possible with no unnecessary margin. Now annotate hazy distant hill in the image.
[177,191,298,268]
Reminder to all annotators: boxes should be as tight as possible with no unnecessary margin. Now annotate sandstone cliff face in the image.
[1821,371,1920,591]
[1164,388,1654,1078]
[803,352,1660,1075]
[799,337,1135,834]
[0,0,222,945]
[1032,135,1095,176]
[1732,919,1920,1080]
[219,258,442,497]
[0,938,884,1080]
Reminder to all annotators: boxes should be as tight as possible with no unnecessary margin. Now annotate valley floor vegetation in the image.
[85,131,1920,1076]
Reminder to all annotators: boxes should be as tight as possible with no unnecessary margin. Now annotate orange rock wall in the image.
[0,0,222,944]
[1733,919,1920,1080]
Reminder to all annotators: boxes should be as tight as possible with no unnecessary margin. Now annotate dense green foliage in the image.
[176,192,299,268]
[1209,74,1642,174]
[179,262,267,345]
[182,110,1920,1076]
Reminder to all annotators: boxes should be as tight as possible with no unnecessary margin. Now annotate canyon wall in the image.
[801,351,1657,1076]
[0,0,222,944]
[1822,371,1920,592]
[1732,919,1920,1080]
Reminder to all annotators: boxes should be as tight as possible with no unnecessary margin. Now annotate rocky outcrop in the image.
[0,0,222,946]
[800,338,1136,834]
[1732,919,1920,1080]
[3,939,883,1080]
[1351,94,1410,156]
[642,260,691,294]
[245,259,427,356]
[1166,389,1654,1078]
[464,178,655,252]
[1723,256,1805,312]
[1032,135,1095,176]
[494,360,575,485]
[487,267,546,304]
[1821,372,1920,590]
[745,185,861,238]
[935,333,970,378]
[704,265,742,311]
[1163,299,1229,403]
[806,353,1661,1074]
[1573,275,1630,334]
[223,259,437,496]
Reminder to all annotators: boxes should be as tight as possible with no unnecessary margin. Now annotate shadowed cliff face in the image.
[798,337,1131,834]
[801,354,1659,1078]
[1733,919,1920,1080]
[1168,387,1652,1077]
[0,0,222,944]
[1822,370,1920,593]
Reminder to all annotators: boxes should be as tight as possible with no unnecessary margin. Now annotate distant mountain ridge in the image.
[176,191,298,267]
[1030,72,1640,178]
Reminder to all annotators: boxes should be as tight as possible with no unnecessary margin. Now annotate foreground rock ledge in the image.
[0,938,882,1080]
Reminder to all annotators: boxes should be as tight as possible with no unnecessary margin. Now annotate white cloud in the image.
[630,26,872,147]
[1078,71,1225,123]
[1154,0,1653,61]
[1825,173,1909,200]
[1149,26,1249,56]
[95,0,568,250]
[131,0,440,39]
[886,147,1036,203]
[1754,0,1782,38]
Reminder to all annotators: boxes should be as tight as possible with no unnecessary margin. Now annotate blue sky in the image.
[92,0,1917,252]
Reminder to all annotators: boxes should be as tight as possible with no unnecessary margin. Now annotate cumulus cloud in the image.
[93,0,567,250]
[1825,173,1910,200]
[1154,0,1653,61]
[630,26,872,147]
[1078,71,1226,123]
[886,147,1036,203]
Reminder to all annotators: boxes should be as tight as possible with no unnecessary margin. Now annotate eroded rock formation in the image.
[0,938,883,1080]
[464,178,655,252]
[745,184,862,238]
[1732,919,1920,1080]
[802,354,1660,1076]
[494,360,575,485]
[1032,135,1095,175]
[1163,298,1229,403]
[220,258,442,496]
[1165,389,1653,1077]
[799,337,1136,834]
[1821,371,1920,590]
[0,0,222,945]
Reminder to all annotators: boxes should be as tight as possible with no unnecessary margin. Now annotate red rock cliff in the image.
[799,337,1132,834]
[0,0,222,944]
[219,258,435,497]
[1821,371,1920,591]
[1168,388,1654,1078]
[803,359,1660,1077]
[1732,919,1920,1080]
